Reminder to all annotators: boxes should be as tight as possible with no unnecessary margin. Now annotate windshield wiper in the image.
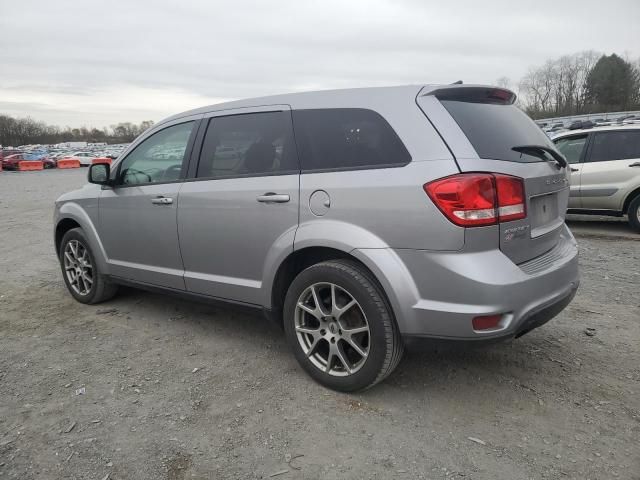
[512,145,567,169]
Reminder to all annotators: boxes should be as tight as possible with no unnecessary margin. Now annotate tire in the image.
[59,228,118,304]
[283,260,404,392]
[628,195,640,233]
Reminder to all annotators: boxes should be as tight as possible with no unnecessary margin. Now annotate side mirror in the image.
[88,163,111,185]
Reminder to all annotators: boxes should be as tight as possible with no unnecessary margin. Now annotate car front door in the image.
[98,118,200,289]
[177,106,299,305]
[553,133,589,209]
[580,129,640,211]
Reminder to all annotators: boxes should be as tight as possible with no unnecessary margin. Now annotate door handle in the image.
[570,167,579,172]
[151,196,173,205]
[629,162,640,167]
[256,193,290,203]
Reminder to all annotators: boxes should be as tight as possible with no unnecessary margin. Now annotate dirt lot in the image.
[1,168,638,480]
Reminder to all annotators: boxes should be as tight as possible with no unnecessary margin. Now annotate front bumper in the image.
[385,225,580,340]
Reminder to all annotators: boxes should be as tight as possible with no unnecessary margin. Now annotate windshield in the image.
[440,100,556,163]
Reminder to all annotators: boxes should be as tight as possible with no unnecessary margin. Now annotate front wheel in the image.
[628,195,640,233]
[59,228,118,304]
[283,260,404,392]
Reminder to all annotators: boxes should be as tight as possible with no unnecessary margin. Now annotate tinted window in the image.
[196,111,297,178]
[292,108,410,171]
[553,135,588,164]
[441,100,555,163]
[589,130,640,162]
[118,122,194,185]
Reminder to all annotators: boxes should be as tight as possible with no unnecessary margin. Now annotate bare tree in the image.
[495,76,511,89]
[519,51,606,118]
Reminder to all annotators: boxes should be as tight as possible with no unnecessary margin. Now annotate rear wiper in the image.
[512,145,567,169]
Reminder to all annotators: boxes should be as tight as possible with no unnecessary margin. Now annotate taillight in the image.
[424,173,525,227]
[494,174,526,222]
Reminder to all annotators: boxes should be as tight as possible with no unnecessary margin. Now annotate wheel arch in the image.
[622,186,640,214]
[55,203,109,273]
[55,218,82,255]
[267,245,418,334]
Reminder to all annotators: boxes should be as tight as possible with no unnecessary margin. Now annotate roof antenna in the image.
[451,80,463,85]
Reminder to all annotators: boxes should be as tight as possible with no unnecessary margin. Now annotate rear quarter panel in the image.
[298,160,463,251]
[293,88,464,252]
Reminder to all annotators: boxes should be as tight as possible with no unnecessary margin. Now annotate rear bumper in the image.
[357,225,579,341]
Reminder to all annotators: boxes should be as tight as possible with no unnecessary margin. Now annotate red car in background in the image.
[0,149,23,162]
[1,153,56,170]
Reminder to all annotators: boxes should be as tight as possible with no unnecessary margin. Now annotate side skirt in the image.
[109,275,268,319]
[567,208,623,217]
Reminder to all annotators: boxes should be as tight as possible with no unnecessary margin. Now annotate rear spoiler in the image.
[419,85,517,105]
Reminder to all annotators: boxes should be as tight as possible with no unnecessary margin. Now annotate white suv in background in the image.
[553,125,640,232]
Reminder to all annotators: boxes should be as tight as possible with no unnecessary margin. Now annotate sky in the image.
[1,0,639,128]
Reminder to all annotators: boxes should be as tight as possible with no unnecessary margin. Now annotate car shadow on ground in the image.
[566,215,638,239]
[109,287,576,402]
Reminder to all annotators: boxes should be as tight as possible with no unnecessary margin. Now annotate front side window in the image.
[553,135,588,164]
[196,111,298,178]
[292,108,411,171]
[588,130,640,162]
[118,122,194,185]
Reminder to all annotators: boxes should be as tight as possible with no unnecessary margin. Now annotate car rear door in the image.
[177,106,299,305]
[417,86,570,264]
[553,133,590,209]
[579,129,640,211]
[98,118,200,289]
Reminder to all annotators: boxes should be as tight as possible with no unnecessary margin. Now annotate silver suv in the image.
[54,85,579,391]
[553,125,640,231]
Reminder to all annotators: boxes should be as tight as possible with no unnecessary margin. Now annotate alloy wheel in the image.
[63,239,93,296]
[294,282,370,376]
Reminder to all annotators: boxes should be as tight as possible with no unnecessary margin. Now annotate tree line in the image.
[0,116,154,147]
[508,52,640,119]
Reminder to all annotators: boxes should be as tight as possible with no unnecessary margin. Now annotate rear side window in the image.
[441,100,554,163]
[292,108,410,171]
[588,130,640,162]
[196,111,298,178]
[553,135,588,164]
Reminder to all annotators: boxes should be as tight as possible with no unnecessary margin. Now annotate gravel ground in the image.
[1,168,639,480]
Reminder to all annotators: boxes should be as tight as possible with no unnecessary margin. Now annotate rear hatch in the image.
[417,86,570,264]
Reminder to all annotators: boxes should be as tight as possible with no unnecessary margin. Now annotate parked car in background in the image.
[0,149,23,161]
[54,84,579,391]
[2,153,29,170]
[553,125,640,231]
[1,153,53,170]
[63,151,99,166]
[24,153,56,168]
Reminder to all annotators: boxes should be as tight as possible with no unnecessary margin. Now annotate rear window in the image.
[441,100,554,163]
[292,108,410,171]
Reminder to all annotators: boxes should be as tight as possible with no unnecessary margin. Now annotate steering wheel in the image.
[122,168,152,184]
[161,164,183,181]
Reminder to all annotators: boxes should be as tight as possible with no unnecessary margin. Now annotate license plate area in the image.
[530,192,561,237]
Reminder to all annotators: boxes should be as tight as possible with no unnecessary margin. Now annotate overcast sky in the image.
[1,0,639,128]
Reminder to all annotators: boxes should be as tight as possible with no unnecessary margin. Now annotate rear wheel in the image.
[59,228,118,304]
[628,195,640,233]
[283,260,403,392]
